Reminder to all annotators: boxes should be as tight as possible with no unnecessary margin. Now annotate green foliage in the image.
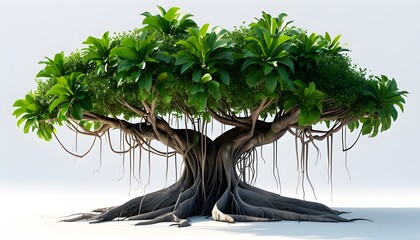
[13,6,407,140]
[13,92,54,141]
[109,31,173,104]
[250,11,292,35]
[291,30,348,71]
[82,31,113,75]
[242,12,294,95]
[79,120,103,131]
[47,72,93,120]
[111,32,170,88]
[175,24,234,112]
[283,81,325,126]
[175,24,234,84]
[323,32,348,55]
[356,75,408,137]
[141,6,197,35]
[302,54,369,110]
[292,32,325,70]
[36,52,66,78]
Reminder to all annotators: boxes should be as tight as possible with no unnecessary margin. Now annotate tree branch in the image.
[118,98,147,117]
[208,108,250,129]
[67,119,111,138]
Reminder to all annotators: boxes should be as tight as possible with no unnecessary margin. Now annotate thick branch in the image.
[271,109,300,133]
[118,98,147,117]
[230,109,299,158]
[208,108,250,129]
[82,111,159,142]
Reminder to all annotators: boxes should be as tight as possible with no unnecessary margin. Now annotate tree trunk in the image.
[63,125,359,226]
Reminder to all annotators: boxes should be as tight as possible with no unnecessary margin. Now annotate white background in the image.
[1,0,419,209]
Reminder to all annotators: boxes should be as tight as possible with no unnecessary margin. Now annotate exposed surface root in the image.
[60,213,100,222]
[211,182,364,224]
[62,180,364,227]
[62,179,200,227]
[134,213,190,227]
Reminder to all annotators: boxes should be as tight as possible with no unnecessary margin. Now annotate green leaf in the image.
[246,68,263,87]
[93,122,103,131]
[27,103,39,112]
[180,62,195,74]
[192,68,202,82]
[264,73,278,93]
[156,83,171,103]
[324,32,331,42]
[70,103,83,120]
[139,72,153,91]
[218,69,230,85]
[163,7,180,22]
[138,90,149,101]
[24,118,36,133]
[36,52,66,78]
[241,58,259,71]
[207,81,221,100]
[263,64,274,76]
[60,102,71,115]
[13,99,26,108]
[142,16,162,30]
[276,67,292,89]
[175,56,193,66]
[200,24,210,36]
[111,47,138,60]
[307,82,316,94]
[46,86,70,97]
[200,73,212,83]
[79,100,93,112]
[190,84,205,94]
[131,70,142,82]
[12,107,27,118]
[157,72,168,81]
[283,96,298,111]
[195,92,208,112]
[17,115,27,128]
[277,57,295,72]
[49,98,66,112]
[298,106,309,126]
[118,60,136,72]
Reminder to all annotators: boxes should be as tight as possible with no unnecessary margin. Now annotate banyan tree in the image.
[13,7,407,226]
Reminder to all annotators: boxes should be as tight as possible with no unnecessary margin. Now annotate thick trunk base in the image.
[63,180,362,226]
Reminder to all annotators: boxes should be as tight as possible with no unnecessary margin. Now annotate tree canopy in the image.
[12,6,408,225]
[13,7,406,142]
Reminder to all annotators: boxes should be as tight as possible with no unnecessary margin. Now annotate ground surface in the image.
[1,190,419,240]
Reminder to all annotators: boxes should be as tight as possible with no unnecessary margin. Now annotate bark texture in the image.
[63,105,360,226]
